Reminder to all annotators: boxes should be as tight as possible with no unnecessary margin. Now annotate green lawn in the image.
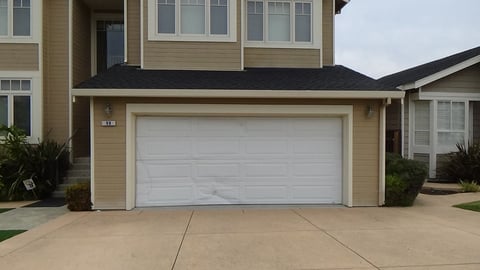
[0,208,13,214]
[0,230,26,242]
[454,201,480,212]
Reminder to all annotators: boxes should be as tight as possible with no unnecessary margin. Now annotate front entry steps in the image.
[52,157,91,199]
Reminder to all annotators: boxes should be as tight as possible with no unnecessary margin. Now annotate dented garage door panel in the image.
[136,116,343,207]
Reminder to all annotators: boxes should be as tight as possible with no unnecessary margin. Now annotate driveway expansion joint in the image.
[171,210,194,270]
[292,209,381,270]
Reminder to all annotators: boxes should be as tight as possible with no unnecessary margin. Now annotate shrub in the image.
[66,182,92,211]
[0,125,70,201]
[385,154,428,206]
[459,180,479,193]
[438,143,480,183]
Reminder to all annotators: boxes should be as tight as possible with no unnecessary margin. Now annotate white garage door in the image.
[136,116,342,207]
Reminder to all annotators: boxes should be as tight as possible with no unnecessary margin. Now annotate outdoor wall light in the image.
[104,103,113,117]
[366,104,375,118]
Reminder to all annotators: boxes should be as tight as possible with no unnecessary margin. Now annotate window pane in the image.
[437,101,451,130]
[295,3,311,42]
[0,0,7,36]
[210,0,228,35]
[0,96,7,128]
[247,1,263,41]
[13,5,30,36]
[415,101,430,146]
[452,102,465,130]
[268,2,290,42]
[11,80,20,90]
[1,80,9,90]
[438,132,464,146]
[13,96,31,136]
[181,0,205,34]
[158,0,175,34]
[21,80,30,90]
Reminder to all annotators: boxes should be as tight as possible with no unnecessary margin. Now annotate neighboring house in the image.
[380,46,480,179]
[1,0,403,210]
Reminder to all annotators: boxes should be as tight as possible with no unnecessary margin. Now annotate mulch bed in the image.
[420,188,460,195]
[23,198,66,207]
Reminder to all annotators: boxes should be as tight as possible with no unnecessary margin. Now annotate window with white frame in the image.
[157,0,229,36]
[0,0,31,37]
[0,79,31,136]
[437,100,465,146]
[247,0,312,44]
[414,100,430,146]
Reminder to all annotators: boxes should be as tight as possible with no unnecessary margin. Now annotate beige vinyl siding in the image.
[0,44,39,71]
[244,48,321,68]
[92,98,381,208]
[72,0,91,157]
[93,97,127,209]
[422,63,480,93]
[43,0,69,143]
[352,100,380,206]
[143,0,241,70]
[322,0,334,66]
[127,0,141,65]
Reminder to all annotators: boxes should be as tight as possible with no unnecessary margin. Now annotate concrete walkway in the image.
[0,193,479,270]
[0,201,68,230]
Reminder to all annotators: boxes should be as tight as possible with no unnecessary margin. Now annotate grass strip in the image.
[0,230,27,242]
[453,201,480,212]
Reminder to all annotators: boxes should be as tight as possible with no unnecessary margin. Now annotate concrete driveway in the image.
[1,193,480,270]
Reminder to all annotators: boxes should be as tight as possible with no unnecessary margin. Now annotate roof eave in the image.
[72,88,404,99]
[335,0,350,14]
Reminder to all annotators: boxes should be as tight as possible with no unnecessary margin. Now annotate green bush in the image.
[66,182,92,211]
[438,143,480,183]
[385,153,428,206]
[0,125,70,201]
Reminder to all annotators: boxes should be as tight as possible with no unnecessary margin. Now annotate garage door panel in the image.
[292,163,340,177]
[245,139,289,154]
[243,186,288,201]
[244,163,288,177]
[136,116,342,207]
[194,139,241,155]
[196,163,240,177]
[137,138,192,159]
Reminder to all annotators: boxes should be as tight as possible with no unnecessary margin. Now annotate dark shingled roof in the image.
[75,65,396,91]
[379,46,480,88]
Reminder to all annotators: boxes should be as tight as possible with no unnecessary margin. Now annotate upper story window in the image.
[148,0,237,42]
[246,0,319,48]
[0,78,32,136]
[0,0,31,38]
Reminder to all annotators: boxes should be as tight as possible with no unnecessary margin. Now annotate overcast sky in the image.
[335,0,480,79]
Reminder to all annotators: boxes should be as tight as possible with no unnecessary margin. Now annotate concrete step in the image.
[62,177,90,184]
[73,157,91,165]
[66,169,91,178]
[52,190,66,198]
[70,163,90,170]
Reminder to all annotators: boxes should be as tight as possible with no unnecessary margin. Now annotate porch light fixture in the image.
[366,104,374,118]
[104,103,113,117]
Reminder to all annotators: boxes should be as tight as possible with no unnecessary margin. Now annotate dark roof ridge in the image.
[379,46,480,88]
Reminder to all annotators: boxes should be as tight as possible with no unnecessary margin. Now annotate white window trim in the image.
[244,0,321,49]
[0,71,42,143]
[147,0,237,42]
[0,0,41,43]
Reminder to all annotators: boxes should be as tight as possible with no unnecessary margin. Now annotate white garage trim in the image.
[125,104,353,210]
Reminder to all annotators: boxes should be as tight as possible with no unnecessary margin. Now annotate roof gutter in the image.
[72,88,405,99]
